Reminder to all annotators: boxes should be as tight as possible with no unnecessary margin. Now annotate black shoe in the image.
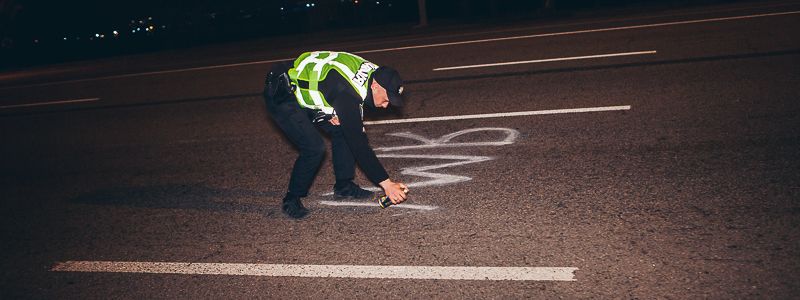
[282,195,309,219]
[333,182,374,199]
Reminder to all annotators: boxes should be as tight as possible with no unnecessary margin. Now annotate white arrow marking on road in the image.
[51,261,578,281]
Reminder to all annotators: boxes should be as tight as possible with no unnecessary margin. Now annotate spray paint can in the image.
[376,194,393,208]
[377,187,409,208]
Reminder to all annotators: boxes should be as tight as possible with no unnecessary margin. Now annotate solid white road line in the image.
[358,10,800,54]
[364,105,631,125]
[433,50,657,71]
[0,97,100,109]
[319,200,438,211]
[51,261,577,281]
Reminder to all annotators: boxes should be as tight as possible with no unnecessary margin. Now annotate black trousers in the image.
[264,72,356,198]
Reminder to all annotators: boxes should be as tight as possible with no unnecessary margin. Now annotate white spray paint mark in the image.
[320,153,492,198]
[319,200,438,211]
[376,154,494,188]
[319,127,520,210]
[376,128,519,189]
[375,127,519,152]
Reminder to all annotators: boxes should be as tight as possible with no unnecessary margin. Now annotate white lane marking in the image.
[358,10,800,54]
[0,97,100,109]
[319,200,438,211]
[51,261,578,281]
[5,10,798,89]
[364,105,631,125]
[433,50,657,71]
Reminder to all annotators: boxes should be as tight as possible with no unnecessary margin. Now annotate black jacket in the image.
[314,70,390,185]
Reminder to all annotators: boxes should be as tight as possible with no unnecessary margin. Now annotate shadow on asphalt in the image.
[69,184,283,216]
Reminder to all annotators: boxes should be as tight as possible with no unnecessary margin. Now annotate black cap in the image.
[373,66,404,107]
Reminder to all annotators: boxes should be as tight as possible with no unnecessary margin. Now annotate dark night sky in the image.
[7,0,417,41]
[6,0,726,39]
[14,0,197,34]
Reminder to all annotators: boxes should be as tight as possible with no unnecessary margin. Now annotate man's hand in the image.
[329,116,340,126]
[379,179,409,204]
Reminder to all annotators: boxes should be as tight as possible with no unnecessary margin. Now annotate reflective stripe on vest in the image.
[288,51,378,114]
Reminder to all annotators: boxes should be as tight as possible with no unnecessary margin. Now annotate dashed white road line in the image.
[433,50,657,71]
[364,105,631,125]
[0,97,99,109]
[51,261,578,281]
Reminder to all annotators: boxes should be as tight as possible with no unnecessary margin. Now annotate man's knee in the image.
[299,141,326,160]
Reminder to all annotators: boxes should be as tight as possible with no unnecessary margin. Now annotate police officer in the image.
[264,51,409,219]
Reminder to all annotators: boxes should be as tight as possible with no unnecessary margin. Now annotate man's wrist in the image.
[379,178,393,188]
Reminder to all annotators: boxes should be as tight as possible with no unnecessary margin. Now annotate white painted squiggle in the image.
[375,127,519,152]
[374,127,519,189]
[375,154,494,188]
[320,127,520,210]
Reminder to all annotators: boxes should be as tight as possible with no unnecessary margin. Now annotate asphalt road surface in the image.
[2,1,799,298]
